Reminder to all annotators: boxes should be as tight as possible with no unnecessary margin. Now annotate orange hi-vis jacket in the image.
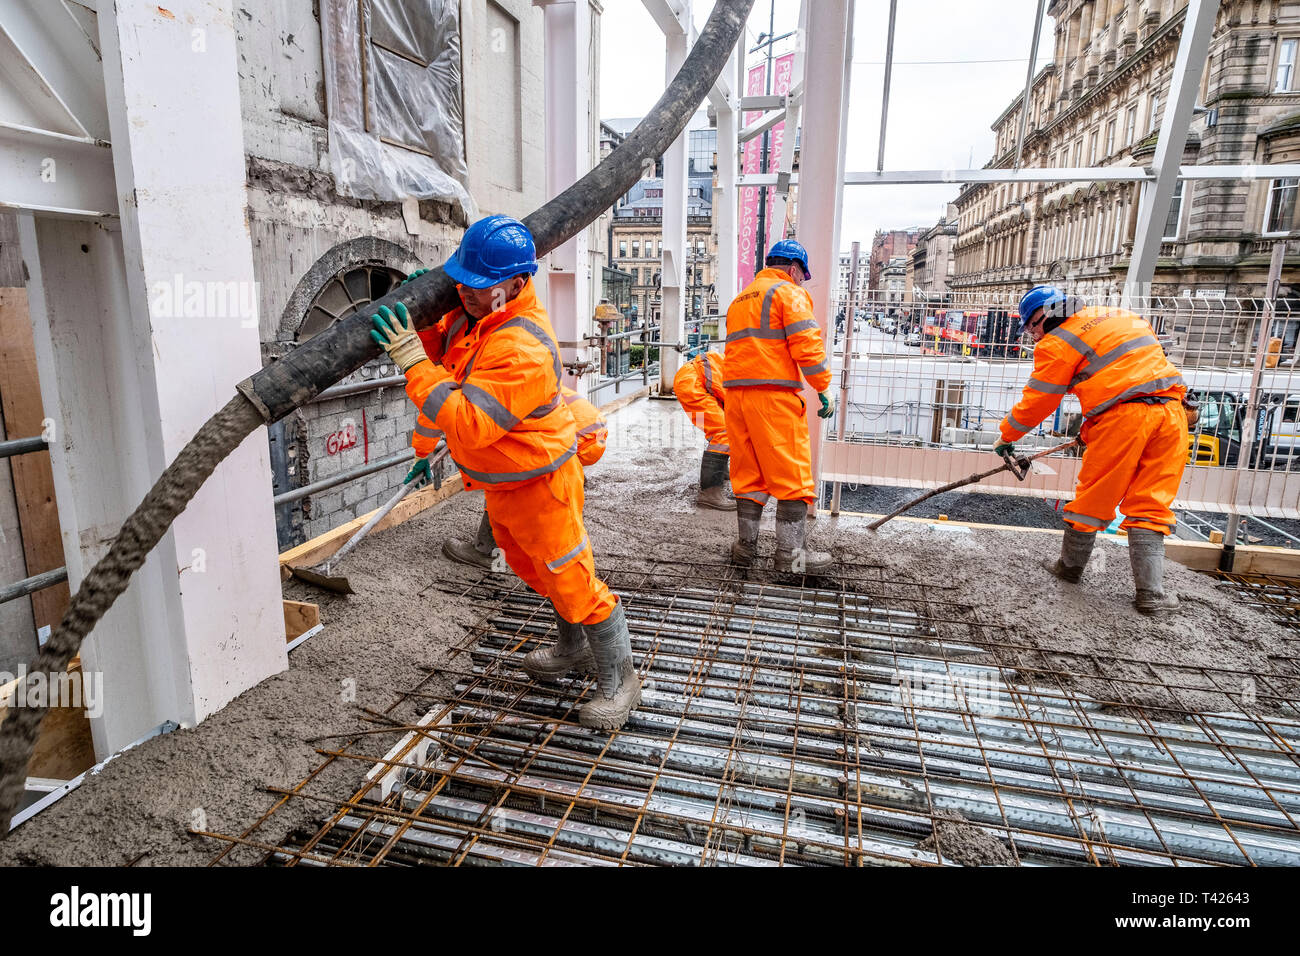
[561,386,608,466]
[674,352,728,451]
[722,268,833,393]
[407,279,577,492]
[1000,305,1186,442]
[686,351,727,405]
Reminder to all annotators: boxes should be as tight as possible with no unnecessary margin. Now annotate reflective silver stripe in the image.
[413,422,443,438]
[1062,510,1110,529]
[528,394,561,419]
[783,318,819,336]
[726,326,787,342]
[499,315,562,385]
[800,359,829,377]
[546,535,590,572]
[420,380,460,424]
[707,442,730,453]
[722,378,802,388]
[577,421,606,437]
[454,442,578,485]
[1005,412,1033,433]
[462,382,519,431]
[738,491,771,505]
[701,357,714,394]
[1047,326,1100,364]
[1086,374,1186,418]
[1079,335,1160,379]
[759,281,789,329]
[1027,376,1070,394]
[443,315,467,355]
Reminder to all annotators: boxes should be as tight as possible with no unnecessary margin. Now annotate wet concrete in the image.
[0,395,1292,866]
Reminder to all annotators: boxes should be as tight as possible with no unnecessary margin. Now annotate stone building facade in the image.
[868,229,921,292]
[950,0,1300,337]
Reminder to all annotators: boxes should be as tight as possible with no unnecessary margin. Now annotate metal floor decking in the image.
[208,560,1300,867]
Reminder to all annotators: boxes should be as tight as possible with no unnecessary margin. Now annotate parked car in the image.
[904,330,921,347]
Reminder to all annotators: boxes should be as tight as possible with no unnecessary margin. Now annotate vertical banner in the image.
[738,63,767,290]
[765,52,796,242]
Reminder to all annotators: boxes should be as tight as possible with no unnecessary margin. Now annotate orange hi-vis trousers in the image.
[1064,400,1189,536]
[673,366,728,452]
[725,387,814,505]
[484,455,618,625]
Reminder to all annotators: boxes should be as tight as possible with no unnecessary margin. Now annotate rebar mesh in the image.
[204,560,1300,867]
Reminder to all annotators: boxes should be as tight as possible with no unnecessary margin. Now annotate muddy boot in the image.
[522,605,594,681]
[696,451,736,511]
[579,601,641,730]
[774,499,833,574]
[730,498,763,564]
[1129,528,1180,614]
[442,511,497,570]
[1043,526,1096,583]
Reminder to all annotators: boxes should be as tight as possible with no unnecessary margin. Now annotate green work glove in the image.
[370,302,427,372]
[993,440,1016,459]
[405,455,432,487]
[400,268,430,286]
[817,391,836,419]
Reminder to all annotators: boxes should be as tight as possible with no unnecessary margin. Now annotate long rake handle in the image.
[865,439,1080,531]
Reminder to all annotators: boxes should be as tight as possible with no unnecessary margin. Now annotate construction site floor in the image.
[1,396,1297,866]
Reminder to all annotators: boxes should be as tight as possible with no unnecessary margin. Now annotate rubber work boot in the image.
[696,450,737,511]
[442,511,496,570]
[731,498,763,564]
[522,605,594,681]
[1043,526,1096,583]
[1129,528,1180,614]
[774,499,833,574]
[579,601,642,730]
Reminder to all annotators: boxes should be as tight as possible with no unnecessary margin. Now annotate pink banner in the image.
[765,52,796,244]
[737,63,766,290]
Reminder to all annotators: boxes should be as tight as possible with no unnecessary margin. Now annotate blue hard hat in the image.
[443,215,538,289]
[1017,284,1067,336]
[766,238,812,279]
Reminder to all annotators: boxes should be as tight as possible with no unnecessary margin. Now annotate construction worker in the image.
[441,385,607,569]
[673,350,735,511]
[722,239,836,572]
[996,285,1189,614]
[371,215,640,728]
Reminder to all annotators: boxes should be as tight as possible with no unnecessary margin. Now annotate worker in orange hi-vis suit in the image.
[372,216,639,729]
[722,239,837,573]
[997,285,1190,615]
[673,350,735,511]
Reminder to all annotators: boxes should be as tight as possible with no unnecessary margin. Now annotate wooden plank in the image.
[280,472,464,570]
[283,600,320,640]
[0,659,95,780]
[0,287,71,630]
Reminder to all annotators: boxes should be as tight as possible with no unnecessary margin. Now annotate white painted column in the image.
[20,0,286,756]
[796,0,854,505]
[537,0,594,398]
[713,44,740,337]
[659,11,691,392]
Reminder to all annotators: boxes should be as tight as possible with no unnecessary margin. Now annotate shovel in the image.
[290,446,448,594]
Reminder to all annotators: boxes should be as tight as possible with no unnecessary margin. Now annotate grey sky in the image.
[599,0,1052,250]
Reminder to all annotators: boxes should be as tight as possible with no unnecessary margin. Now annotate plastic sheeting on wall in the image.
[320,0,475,218]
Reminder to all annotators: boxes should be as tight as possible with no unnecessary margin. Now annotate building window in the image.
[1113,202,1125,250]
[1125,107,1136,146]
[1149,92,1161,133]
[1163,180,1184,240]
[1277,38,1298,92]
[657,240,663,257]
[1264,178,1299,235]
[632,240,640,258]
[619,240,627,257]
[1089,131,1098,165]
[1105,119,1116,157]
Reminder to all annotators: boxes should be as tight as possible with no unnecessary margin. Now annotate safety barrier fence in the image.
[823,289,1300,522]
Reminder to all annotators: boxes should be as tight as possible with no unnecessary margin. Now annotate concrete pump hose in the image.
[0,0,755,836]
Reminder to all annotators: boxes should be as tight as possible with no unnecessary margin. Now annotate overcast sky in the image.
[599,0,1053,250]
